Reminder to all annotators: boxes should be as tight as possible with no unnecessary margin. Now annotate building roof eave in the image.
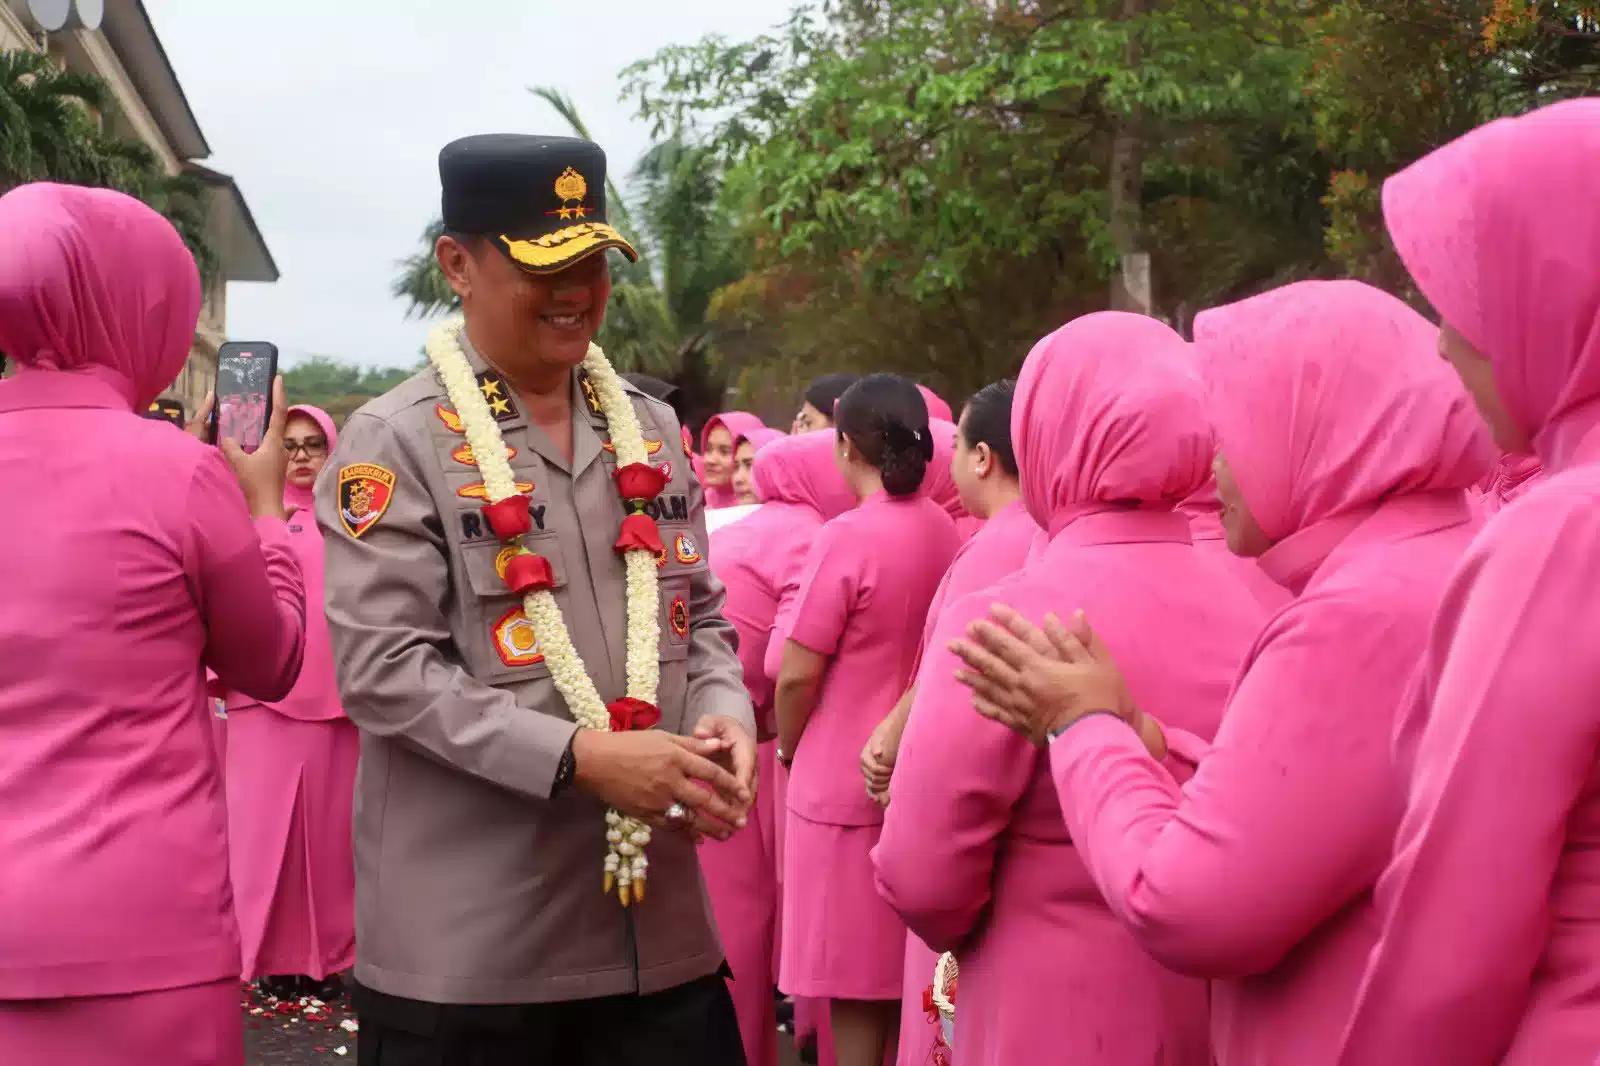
[100,1,210,161]
[185,164,280,284]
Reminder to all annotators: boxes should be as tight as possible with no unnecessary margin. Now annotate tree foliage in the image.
[0,50,216,277]
[623,0,1597,402]
[281,356,418,427]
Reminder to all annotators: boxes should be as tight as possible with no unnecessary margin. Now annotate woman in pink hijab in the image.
[702,430,856,1066]
[873,312,1271,1066]
[1334,99,1600,1066]
[731,427,786,506]
[219,404,358,1000]
[1178,452,1291,612]
[0,184,307,1066]
[775,376,961,1066]
[701,411,769,508]
[951,281,1493,1066]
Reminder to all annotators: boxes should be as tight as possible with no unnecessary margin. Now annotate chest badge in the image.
[681,425,694,456]
[673,532,701,565]
[491,607,545,667]
[657,461,673,482]
[458,479,534,500]
[601,438,664,456]
[435,405,466,434]
[337,463,397,539]
[670,597,690,638]
[451,441,516,466]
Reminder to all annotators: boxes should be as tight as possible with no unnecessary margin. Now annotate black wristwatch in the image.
[552,734,578,796]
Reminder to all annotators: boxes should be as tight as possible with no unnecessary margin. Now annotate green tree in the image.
[282,356,418,427]
[0,49,215,276]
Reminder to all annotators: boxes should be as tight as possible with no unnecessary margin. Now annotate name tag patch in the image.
[337,463,397,538]
[461,504,546,541]
[645,495,689,523]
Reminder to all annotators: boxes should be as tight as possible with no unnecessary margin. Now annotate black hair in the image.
[959,379,1019,477]
[803,373,860,419]
[834,373,933,497]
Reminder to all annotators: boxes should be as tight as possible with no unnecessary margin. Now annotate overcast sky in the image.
[146,0,794,368]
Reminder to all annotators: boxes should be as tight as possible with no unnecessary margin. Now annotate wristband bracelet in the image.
[1047,710,1125,742]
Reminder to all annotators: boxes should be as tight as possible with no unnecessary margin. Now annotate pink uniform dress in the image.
[874,312,1271,1066]
[219,404,358,982]
[1041,281,1493,1066]
[702,411,769,508]
[0,184,307,1066]
[1336,99,1600,1066]
[779,489,960,1001]
[920,418,981,541]
[894,499,1037,1066]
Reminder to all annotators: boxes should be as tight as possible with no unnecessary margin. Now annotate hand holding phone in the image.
[220,376,291,521]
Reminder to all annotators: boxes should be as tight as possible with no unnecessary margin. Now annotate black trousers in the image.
[352,972,748,1066]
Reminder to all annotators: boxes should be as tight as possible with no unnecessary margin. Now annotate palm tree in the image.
[0,50,214,275]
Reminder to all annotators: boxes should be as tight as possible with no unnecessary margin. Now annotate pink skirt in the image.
[699,797,778,1066]
[225,710,359,979]
[780,812,905,1001]
[0,980,242,1066]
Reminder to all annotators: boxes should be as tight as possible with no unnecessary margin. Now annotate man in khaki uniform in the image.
[317,134,757,1065]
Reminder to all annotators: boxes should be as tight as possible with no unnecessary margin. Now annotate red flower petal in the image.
[481,495,533,540]
[615,513,665,555]
[504,552,555,595]
[615,462,669,502]
[608,697,662,732]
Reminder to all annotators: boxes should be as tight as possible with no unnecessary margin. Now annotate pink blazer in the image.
[0,371,306,999]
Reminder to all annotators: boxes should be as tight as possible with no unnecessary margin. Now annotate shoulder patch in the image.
[338,463,397,538]
[681,425,695,456]
[491,607,545,667]
[673,532,702,565]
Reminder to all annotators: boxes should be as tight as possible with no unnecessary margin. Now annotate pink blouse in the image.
[785,492,959,825]
[0,371,306,999]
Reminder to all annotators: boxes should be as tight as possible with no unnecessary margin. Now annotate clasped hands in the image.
[948,604,1167,759]
[573,715,758,842]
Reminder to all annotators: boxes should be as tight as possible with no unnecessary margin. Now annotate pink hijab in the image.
[738,427,786,455]
[0,183,200,410]
[1197,280,1493,586]
[1383,98,1600,471]
[918,417,970,522]
[1015,313,1212,532]
[752,429,857,520]
[916,384,952,422]
[702,411,769,508]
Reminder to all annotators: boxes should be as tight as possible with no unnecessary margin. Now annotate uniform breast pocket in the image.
[459,534,570,683]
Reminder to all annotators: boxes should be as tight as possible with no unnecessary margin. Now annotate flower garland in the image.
[425,316,669,906]
[924,951,959,1063]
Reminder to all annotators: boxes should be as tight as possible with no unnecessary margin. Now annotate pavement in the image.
[240,982,803,1065]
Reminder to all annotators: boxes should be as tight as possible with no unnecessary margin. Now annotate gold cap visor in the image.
[498,223,639,274]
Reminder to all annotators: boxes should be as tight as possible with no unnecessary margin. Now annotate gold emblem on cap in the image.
[554,167,589,221]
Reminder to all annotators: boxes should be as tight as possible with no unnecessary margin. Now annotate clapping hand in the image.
[949,606,1166,758]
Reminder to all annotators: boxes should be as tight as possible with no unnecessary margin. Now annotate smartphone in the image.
[144,397,186,427]
[209,342,279,451]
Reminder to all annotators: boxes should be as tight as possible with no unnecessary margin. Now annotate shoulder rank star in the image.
[476,371,515,421]
[578,370,603,416]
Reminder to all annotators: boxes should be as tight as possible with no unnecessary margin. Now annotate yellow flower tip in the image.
[633,878,646,903]
[604,872,614,895]
[619,883,633,907]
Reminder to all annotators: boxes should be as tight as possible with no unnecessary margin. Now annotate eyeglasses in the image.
[285,438,328,459]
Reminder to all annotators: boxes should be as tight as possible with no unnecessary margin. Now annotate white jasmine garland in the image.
[425,316,662,905]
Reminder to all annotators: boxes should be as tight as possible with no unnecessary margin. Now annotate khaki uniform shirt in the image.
[315,334,753,1005]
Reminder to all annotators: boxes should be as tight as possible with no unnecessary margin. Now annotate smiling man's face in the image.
[438,235,612,381]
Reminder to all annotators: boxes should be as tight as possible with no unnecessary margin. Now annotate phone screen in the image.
[212,342,278,451]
